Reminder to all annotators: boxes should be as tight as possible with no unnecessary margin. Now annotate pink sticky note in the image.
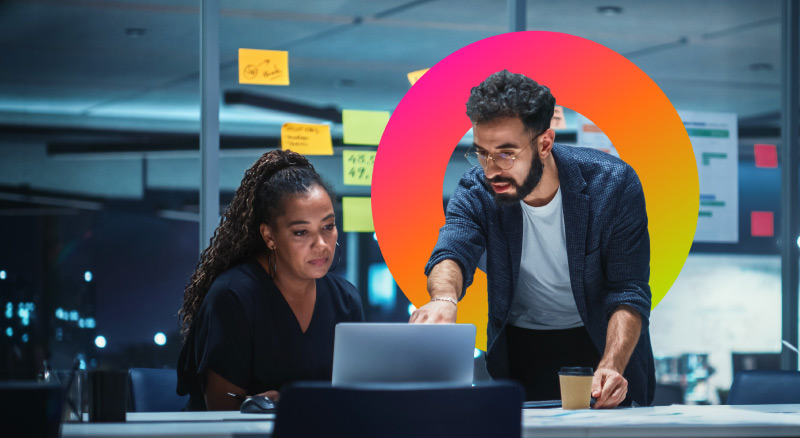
[751,211,774,237]
[754,144,778,168]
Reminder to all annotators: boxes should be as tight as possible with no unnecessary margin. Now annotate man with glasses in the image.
[410,70,655,408]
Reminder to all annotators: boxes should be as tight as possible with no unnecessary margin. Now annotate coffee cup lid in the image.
[558,367,593,376]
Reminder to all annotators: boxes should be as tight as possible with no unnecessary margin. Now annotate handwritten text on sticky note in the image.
[407,68,430,86]
[343,197,374,232]
[281,123,333,155]
[239,49,289,85]
[343,150,377,186]
[342,109,390,146]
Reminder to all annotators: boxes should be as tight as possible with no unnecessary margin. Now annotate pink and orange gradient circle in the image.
[372,31,698,350]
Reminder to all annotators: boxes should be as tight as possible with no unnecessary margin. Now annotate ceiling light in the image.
[124,28,146,38]
[597,6,623,16]
[750,63,774,72]
[335,79,356,88]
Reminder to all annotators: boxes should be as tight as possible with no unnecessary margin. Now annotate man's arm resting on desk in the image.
[592,305,642,409]
[409,260,462,324]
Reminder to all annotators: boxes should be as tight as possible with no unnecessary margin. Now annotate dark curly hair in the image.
[466,69,556,134]
[179,149,335,340]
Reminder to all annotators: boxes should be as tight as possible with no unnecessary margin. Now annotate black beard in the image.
[485,153,544,205]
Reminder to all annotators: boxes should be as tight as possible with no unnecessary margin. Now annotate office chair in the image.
[652,382,684,406]
[273,381,523,438]
[0,381,63,438]
[128,368,188,412]
[727,370,800,405]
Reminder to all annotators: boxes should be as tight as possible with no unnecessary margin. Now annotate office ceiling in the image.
[0,0,784,203]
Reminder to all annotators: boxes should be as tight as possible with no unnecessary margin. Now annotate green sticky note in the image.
[343,197,374,232]
[343,150,377,186]
[343,110,390,146]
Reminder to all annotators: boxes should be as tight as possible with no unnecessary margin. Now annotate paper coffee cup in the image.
[559,367,593,410]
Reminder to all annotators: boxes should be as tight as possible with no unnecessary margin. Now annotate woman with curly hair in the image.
[177,149,364,411]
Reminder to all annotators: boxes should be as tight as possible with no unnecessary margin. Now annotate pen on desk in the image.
[227,392,247,401]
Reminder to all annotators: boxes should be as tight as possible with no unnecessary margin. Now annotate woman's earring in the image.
[269,247,277,279]
[328,241,342,272]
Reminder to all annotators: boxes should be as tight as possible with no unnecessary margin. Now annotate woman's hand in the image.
[205,370,247,411]
[254,390,281,402]
[205,370,282,409]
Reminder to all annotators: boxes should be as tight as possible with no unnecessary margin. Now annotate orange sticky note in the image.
[407,68,430,86]
[238,49,289,85]
[551,105,566,130]
[754,144,778,168]
[280,123,333,155]
[582,124,602,133]
[751,211,774,237]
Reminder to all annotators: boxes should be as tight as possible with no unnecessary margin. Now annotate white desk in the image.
[61,404,800,438]
[521,404,800,438]
[61,412,274,438]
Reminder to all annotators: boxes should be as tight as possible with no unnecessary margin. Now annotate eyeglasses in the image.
[464,130,545,170]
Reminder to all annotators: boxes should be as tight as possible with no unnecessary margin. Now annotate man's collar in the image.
[551,144,587,193]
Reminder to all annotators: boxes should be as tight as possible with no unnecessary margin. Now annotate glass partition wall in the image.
[0,2,794,406]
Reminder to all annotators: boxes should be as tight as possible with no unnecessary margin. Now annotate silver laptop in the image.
[332,323,476,386]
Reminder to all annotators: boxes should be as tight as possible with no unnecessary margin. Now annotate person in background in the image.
[411,70,655,408]
[177,149,364,411]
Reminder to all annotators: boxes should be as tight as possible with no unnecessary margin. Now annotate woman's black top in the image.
[177,259,364,410]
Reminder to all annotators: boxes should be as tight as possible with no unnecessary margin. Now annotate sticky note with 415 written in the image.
[239,49,289,85]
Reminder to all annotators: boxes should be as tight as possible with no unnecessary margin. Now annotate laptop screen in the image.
[332,323,476,386]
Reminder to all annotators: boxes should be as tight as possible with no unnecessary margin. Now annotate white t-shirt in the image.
[508,186,584,330]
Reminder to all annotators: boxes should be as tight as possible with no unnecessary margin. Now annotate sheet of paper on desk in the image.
[668,405,800,425]
[522,405,800,427]
[523,408,613,426]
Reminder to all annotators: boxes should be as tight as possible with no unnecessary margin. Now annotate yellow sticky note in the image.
[280,123,333,155]
[342,109,390,146]
[551,105,566,130]
[343,150,376,186]
[343,197,374,232]
[407,68,430,85]
[238,48,289,85]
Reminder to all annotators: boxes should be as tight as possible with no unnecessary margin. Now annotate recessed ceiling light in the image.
[750,62,774,72]
[597,6,623,16]
[335,79,356,88]
[124,28,146,38]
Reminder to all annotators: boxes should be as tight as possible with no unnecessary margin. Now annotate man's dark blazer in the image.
[425,143,656,406]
